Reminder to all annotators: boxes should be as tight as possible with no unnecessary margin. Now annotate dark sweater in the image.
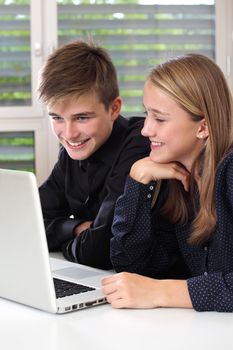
[39,116,150,269]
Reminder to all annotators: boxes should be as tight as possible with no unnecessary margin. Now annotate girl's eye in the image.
[155,118,165,123]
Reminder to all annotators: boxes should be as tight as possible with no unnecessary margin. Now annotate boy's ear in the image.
[196,119,209,139]
[111,96,122,121]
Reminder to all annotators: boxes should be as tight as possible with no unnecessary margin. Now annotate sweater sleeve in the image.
[39,154,78,249]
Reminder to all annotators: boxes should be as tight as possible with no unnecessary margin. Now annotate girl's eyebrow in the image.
[150,108,170,116]
[143,105,170,116]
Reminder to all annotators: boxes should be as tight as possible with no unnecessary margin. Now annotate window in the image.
[0,131,35,172]
[0,0,46,184]
[0,0,31,107]
[0,0,42,115]
[57,0,215,115]
[0,0,232,183]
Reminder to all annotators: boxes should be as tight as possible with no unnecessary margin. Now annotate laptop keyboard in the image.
[53,278,96,299]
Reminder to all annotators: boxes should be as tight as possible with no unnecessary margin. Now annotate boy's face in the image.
[48,93,121,160]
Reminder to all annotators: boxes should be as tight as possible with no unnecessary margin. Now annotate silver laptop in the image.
[0,168,112,314]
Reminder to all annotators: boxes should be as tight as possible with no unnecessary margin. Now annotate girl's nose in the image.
[141,117,154,138]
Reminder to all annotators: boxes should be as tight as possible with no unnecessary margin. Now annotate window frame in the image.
[215,0,233,93]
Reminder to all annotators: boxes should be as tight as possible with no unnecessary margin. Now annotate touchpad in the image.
[53,267,103,280]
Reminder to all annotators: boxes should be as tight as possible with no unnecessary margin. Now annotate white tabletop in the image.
[1,253,232,350]
[1,298,233,350]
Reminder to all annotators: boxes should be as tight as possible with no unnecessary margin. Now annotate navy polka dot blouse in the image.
[110,151,233,312]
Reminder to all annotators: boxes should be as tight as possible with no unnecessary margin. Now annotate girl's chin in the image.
[149,154,170,163]
[150,153,162,162]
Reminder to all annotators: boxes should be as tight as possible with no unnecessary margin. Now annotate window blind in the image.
[57,1,215,115]
[0,1,34,172]
[0,131,35,172]
[0,0,31,107]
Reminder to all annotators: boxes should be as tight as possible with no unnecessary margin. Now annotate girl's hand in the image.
[130,157,190,191]
[102,272,162,309]
[102,272,192,309]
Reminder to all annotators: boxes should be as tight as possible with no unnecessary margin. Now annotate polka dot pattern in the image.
[110,152,233,312]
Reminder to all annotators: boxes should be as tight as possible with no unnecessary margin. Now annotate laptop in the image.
[0,168,113,314]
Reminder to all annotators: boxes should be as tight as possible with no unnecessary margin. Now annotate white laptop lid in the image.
[0,169,111,313]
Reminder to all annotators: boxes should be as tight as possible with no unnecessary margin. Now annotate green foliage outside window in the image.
[0,132,35,172]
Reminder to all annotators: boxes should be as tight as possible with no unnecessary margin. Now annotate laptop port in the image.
[85,301,96,307]
[65,306,71,311]
[79,303,84,308]
[72,304,77,310]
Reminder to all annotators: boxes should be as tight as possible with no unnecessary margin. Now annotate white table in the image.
[1,298,233,350]
[1,253,232,350]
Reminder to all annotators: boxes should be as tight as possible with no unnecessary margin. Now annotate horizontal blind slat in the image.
[0,21,30,30]
[59,34,214,47]
[0,5,29,15]
[58,4,214,15]
[58,18,214,30]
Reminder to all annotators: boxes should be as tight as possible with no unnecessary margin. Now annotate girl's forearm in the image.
[158,279,193,309]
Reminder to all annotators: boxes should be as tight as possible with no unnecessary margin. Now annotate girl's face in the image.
[142,80,207,171]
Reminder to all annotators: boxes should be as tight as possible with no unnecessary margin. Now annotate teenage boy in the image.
[38,40,149,269]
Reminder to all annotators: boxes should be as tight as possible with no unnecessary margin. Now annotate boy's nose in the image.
[64,122,80,140]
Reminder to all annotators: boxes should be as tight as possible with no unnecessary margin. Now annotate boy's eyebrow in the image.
[48,112,60,117]
[72,112,96,117]
[48,111,96,117]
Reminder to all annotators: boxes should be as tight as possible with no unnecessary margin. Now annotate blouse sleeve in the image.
[110,176,189,278]
[187,272,233,312]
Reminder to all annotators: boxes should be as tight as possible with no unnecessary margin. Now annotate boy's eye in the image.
[74,113,94,121]
[76,116,89,121]
[51,115,62,121]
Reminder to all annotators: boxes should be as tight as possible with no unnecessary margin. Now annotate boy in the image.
[38,40,149,269]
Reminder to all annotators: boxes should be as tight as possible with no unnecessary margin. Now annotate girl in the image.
[102,54,233,312]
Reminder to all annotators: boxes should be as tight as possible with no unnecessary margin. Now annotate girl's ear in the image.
[196,119,209,139]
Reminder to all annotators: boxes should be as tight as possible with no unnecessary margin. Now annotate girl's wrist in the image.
[130,163,152,184]
[156,279,192,309]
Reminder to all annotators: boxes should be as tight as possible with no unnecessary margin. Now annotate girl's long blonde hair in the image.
[149,54,233,245]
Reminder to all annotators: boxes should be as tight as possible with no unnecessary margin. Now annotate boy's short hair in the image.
[38,39,119,109]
